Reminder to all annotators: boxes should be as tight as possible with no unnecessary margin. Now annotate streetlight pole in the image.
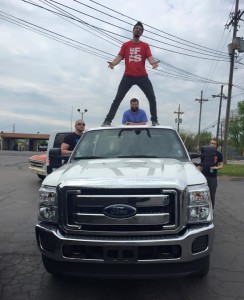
[77,109,88,121]
[212,85,227,141]
[82,109,88,120]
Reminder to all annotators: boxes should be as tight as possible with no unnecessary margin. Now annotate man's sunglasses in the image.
[76,123,85,126]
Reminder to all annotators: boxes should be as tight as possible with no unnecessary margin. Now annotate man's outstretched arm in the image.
[148,56,159,69]
[108,55,123,69]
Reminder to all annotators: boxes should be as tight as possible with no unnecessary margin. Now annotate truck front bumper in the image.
[36,223,214,278]
[29,166,46,176]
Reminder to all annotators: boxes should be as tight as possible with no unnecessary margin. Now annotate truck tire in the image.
[37,174,46,180]
[42,255,61,276]
[196,255,210,278]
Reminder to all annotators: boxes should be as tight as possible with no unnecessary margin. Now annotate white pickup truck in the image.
[36,125,214,278]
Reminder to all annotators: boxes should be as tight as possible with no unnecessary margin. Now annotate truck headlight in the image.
[38,186,58,223]
[186,184,213,223]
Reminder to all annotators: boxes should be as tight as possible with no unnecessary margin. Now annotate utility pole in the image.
[174,104,184,133]
[212,85,227,140]
[195,91,208,151]
[223,0,240,164]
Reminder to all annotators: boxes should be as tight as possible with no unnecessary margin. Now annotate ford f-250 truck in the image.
[36,125,214,278]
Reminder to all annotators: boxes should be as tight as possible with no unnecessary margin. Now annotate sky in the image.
[0,0,244,135]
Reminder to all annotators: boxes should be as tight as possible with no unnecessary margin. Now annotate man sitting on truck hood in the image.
[61,119,85,156]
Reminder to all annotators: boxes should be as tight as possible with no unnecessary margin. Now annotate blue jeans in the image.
[105,75,158,122]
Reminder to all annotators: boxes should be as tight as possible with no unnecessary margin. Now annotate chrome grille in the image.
[29,160,44,168]
[61,188,179,235]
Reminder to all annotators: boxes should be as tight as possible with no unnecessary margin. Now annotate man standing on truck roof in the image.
[61,119,85,155]
[122,98,148,125]
[102,21,159,127]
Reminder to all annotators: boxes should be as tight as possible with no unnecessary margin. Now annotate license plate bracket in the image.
[103,246,138,262]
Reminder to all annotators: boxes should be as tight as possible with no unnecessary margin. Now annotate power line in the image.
[72,0,229,59]
[0,10,226,85]
[201,120,218,132]
[156,60,224,84]
[233,84,244,91]
[3,0,235,85]
[87,0,229,57]
[21,0,230,61]
[39,0,122,47]
[201,26,232,93]
[0,12,113,61]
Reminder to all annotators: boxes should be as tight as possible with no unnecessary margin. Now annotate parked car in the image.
[38,145,48,152]
[28,130,71,180]
[28,153,46,180]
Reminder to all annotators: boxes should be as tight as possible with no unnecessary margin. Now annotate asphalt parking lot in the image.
[0,151,244,300]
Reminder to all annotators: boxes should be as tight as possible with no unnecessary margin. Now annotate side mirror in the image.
[200,146,216,167]
[190,146,216,167]
[189,152,200,159]
[48,148,63,174]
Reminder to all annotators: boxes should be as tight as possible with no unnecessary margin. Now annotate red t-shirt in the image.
[118,40,152,77]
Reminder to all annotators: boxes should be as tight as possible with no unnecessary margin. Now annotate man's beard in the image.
[131,107,139,112]
[134,33,140,38]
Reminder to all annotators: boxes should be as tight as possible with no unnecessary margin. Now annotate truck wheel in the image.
[42,255,61,276]
[196,255,210,278]
[37,175,46,180]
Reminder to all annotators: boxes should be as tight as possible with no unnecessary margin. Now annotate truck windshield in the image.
[72,128,188,160]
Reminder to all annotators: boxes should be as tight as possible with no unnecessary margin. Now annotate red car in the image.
[28,153,47,180]
[28,130,71,180]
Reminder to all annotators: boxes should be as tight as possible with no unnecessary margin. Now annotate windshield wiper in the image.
[117,155,158,158]
[73,156,107,160]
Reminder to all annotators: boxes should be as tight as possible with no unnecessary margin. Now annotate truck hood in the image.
[29,154,46,162]
[43,158,206,190]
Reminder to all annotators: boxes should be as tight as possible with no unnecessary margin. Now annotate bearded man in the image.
[122,98,148,125]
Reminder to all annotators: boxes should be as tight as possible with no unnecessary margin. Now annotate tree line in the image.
[179,100,244,157]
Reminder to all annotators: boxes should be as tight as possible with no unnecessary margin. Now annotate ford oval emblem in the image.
[103,204,136,219]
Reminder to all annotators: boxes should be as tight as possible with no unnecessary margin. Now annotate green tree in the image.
[197,131,212,148]
[179,131,212,152]
[228,100,244,154]
[179,131,196,152]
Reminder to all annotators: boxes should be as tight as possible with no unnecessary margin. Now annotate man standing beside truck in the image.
[201,138,223,208]
[61,119,85,155]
